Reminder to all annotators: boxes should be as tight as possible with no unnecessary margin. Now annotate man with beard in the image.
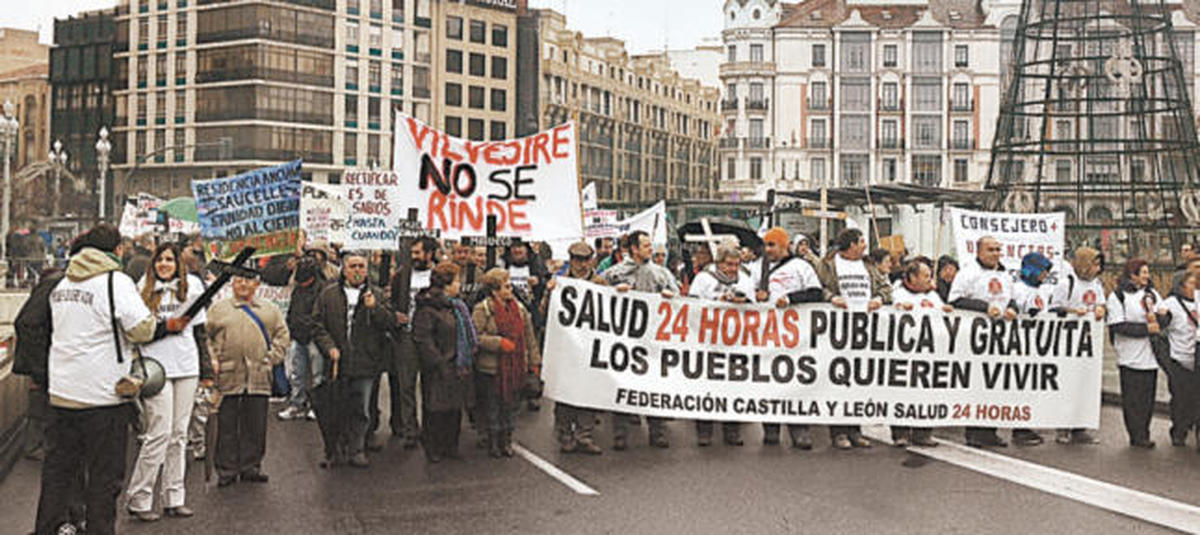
[948,236,1019,448]
[387,236,438,448]
[542,242,607,454]
[605,230,680,449]
[756,228,824,449]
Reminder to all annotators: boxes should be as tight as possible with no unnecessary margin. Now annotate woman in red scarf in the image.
[473,268,542,458]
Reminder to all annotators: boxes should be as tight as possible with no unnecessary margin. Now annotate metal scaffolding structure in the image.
[985,0,1200,266]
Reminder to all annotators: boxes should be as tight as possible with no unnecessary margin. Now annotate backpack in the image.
[12,272,65,385]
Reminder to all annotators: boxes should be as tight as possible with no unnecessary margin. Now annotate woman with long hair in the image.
[473,268,541,458]
[413,262,475,462]
[126,243,212,521]
[1106,258,1166,448]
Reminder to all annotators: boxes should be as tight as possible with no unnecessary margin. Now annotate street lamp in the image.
[95,126,111,222]
[0,100,20,277]
[48,138,68,218]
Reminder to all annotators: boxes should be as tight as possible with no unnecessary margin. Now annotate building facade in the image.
[528,9,721,204]
[101,0,518,219]
[0,28,51,173]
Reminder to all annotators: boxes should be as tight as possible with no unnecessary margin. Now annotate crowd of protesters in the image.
[9,219,1200,535]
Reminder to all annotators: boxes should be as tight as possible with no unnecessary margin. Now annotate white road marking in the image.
[860,426,1200,533]
[513,443,600,496]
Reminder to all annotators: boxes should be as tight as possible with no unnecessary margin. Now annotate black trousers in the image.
[35,404,131,535]
[1119,366,1158,444]
[762,423,809,443]
[386,335,420,440]
[695,421,741,439]
[215,394,268,478]
[423,409,461,456]
[1162,360,1200,440]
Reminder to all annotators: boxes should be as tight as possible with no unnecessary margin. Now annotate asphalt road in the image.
[2,400,1198,534]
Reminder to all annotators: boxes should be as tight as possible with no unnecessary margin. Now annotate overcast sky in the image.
[10,0,724,51]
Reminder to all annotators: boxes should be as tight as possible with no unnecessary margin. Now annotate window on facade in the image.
[490,120,506,140]
[445,115,461,136]
[176,12,187,41]
[881,82,898,109]
[491,56,507,79]
[139,18,150,45]
[468,86,484,109]
[954,45,969,67]
[841,154,868,186]
[952,120,969,147]
[840,115,869,148]
[446,16,462,40]
[157,14,167,42]
[913,31,943,73]
[883,44,897,67]
[174,53,185,80]
[469,53,485,76]
[750,44,763,62]
[913,77,942,111]
[883,158,897,182]
[750,157,762,180]
[953,158,968,182]
[726,82,737,100]
[913,154,942,186]
[953,82,970,109]
[136,94,147,122]
[445,82,461,106]
[812,44,825,67]
[369,25,382,49]
[174,129,185,157]
[1056,160,1071,183]
[881,120,898,146]
[811,119,827,145]
[749,118,764,140]
[446,49,462,73]
[840,32,870,72]
[346,20,359,45]
[469,20,485,44]
[727,45,737,63]
[840,77,870,111]
[811,158,826,184]
[726,158,736,180]
[368,61,381,87]
[468,118,484,140]
[391,28,404,51]
[491,88,506,111]
[492,24,508,47]
[391,63,403,91]
[344,132,357,159]
[810,81,826,108]
[345,94,358,121]
[156,92,166,119]
[346,58,359,85]
[914,116,941,148]
[749,82,764,102]
[156,54,167,83]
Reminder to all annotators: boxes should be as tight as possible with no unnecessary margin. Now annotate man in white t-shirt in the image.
[756,227,823,449]
[948,236,1019,448]
[815,228,885,450]
[36,224,190,535]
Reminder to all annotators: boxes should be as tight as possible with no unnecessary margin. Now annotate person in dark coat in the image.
[277,257,325,421]
[412,262,474,463]
[310,252,394,468]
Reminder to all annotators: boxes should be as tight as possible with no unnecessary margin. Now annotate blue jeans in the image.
[287,341,322,410]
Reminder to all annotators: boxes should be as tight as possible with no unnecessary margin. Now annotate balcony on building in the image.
[950,98,975,113]
[808,97,831,111]
[719,137,740,149]
[719,61,776,77]
[745,98,769,112]
[721,98,738,112]
[877,138,903,150]
[746,136,771,150]
[878,98,903,113]
[951,138,976,150]
[808,137,830,149]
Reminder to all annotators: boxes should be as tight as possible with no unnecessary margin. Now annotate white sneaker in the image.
[1055,430,1072,445]
[306,409,317,421]
[277,406,305,421]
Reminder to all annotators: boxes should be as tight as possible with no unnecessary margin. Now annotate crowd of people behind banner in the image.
[11,221,1200,535]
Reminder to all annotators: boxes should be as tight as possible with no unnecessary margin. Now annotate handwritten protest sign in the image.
[951,207,1065,282]
[393,115,583,241]
[343,169,403,250]
[300,182,348,244]
[543,278,1104,428]
[193,160,301,259]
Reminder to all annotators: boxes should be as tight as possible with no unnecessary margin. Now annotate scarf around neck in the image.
[493,297,528,403]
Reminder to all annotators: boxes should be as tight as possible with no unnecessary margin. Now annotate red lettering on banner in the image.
[552,124,572,159]
[464,141,484,163]
[782,309,801,347]
[720,310,742,346]
[532,133,551,164]
[761,310,781,347]
[508,200,531,231]
[443,135,463,162]
[742,310,762,346]
[407,118,433,152]
[427,191,450,229]
[698,307,720,344]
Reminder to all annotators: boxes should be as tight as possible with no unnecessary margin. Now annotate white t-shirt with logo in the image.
[687,267,756,302]
[766,257,821,303]
[892,284,946,310]
[508,265,532,296]
[50,270,154,406]
[1013,281,1056,315]
[1106,287,1163,370]
[1162,295,1199,371]
[404,268,431,331]
[1051,274,1106,314]
[948,261,1014,312]
[834,255,872,311]
[138,274,207,379]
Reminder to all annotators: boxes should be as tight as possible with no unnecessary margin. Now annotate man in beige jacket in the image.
[207,272,289,487]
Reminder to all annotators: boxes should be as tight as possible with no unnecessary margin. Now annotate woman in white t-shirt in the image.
[891,258,950,448]
[126,243,211,521]
[1106,258,1166,449]
[1159,271,1200,448]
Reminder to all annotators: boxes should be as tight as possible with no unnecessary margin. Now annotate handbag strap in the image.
[238,304,272,351]
[1175,295,1199,329]
[109,271,124,364]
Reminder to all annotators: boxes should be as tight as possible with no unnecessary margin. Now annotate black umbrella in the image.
[676,217,764,249]
[310,359,346,466]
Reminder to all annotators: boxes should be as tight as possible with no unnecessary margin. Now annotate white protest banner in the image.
[393,115,583,241]
[583,209,619,239]
[950,207,1065,281]
[300,182,348,244]
[342,169,404,250]
[118,203,141,237]
[581,182,597,211]
[193,160,302,259]
[584,202,668,249]
[543,278,1104,428]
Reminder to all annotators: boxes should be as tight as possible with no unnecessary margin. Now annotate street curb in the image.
[1101,390,1170,415]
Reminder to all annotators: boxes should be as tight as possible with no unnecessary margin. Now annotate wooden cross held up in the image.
[392,208,440,317]
[683,218,738,259]
[184,246,258,318]
[462,214,515,270]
